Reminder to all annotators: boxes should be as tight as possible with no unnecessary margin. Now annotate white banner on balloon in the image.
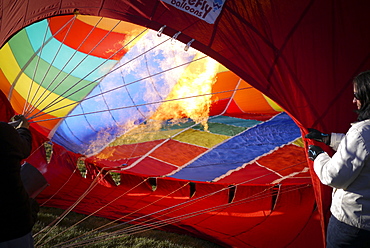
[162,0,226,24]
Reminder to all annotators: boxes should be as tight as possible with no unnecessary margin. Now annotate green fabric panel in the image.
[193,122,247,136]
[209,115,262,127]
[8,30,97,101]
[160,120,196,130]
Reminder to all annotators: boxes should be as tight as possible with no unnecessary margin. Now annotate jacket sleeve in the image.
[330,132,345,151]
[0,122,32,159]
[16,127,32,158]
[314,126,369,189]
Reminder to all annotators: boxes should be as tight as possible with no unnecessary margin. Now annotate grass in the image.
[33,207,224,248]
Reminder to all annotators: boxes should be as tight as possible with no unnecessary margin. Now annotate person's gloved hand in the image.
[305,128,331,145]
[308,145,324,161]
[9,115,30,129]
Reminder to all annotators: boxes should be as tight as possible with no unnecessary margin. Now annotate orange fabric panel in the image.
[211,70,239,102]
[0,69,11,96]
[234,80,277,114]
[0,70,58,133]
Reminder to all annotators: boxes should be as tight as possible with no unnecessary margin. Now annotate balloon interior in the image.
[0,15,320,247]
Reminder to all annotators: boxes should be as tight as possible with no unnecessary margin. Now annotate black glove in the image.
[9,115,29,129]
[305,128,331,145]
[308,145,324,161]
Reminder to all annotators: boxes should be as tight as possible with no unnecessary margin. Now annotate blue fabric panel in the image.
[170,112,301,182]
[25,20,117,82]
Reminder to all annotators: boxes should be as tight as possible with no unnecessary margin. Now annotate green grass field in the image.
[33,207,224,248]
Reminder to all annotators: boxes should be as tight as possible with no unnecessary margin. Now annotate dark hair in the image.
[354,70,370,121]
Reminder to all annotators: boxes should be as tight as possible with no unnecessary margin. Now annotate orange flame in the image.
[151,54,218,130]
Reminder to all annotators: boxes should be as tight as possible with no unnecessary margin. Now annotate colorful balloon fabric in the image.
[0,12,323,248]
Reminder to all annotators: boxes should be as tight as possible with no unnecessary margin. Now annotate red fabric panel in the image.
[31,143,322,248]
[217,163,281,185]
[217,144,310,185]
[226,112,276,122]
[209,98,228,116]
[27,143,84,206]
[88,156,138,168]
[49,16,128,60]
[0,89,14,122]
[96,140,163,159]
[123,157,178,177]
[223,99,241,114]
[225,185,322,248]
[258,144,308,177]
[150,140,207,166]
[85,162,116,188]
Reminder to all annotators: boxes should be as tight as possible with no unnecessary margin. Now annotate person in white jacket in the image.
[306,70,370,248]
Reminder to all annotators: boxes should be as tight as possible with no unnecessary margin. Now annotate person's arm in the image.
[0,118,32,159]
[314,127,368,189]
[16,127,32,158]
[329,132,345,151]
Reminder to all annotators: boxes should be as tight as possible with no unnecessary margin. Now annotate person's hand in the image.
[9,115,30,129]
[308,145,324,161]
[305,128,331,145]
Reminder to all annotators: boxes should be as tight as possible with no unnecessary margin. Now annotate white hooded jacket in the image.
[314,119,370,230]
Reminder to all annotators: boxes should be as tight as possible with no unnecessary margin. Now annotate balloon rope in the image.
[27,27,150,120]
[111,185,310,237]
[39,177,151,247]
[28,52,206,120]
[37,160,83,209]
[34,167,109,246]
[118,70,147,119]
[51,181,189,248]
[22,21,50,115]
[23,17,78,115]
[24,16,106,117]
[29,86,253,123]
[8,16,77,101]
[74,161,306,243]
[83,161,308,235]
[60,184,311,247]
[39,160,307,247]
[221,77,242,115]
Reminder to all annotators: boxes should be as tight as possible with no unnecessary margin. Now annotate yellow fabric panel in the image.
[110,127,182,146]
[293,137,304,148]
[263,95,284,112]
[217,64,229,73]
[0,44,77,117]
[173,129,229,148]
[0,44,19,87]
